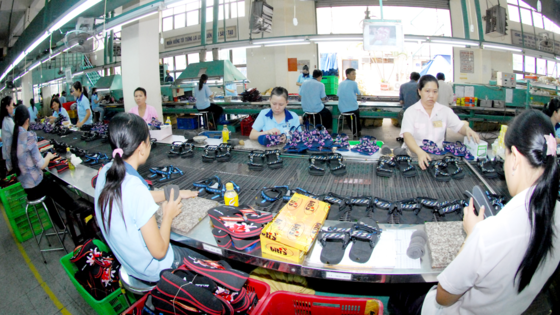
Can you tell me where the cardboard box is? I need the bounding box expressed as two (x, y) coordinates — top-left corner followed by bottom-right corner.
(265, 193), (329, 252)
(260, 222), (305, 263)
(149, 125), (172, 141)
(464, 137), (488, 158)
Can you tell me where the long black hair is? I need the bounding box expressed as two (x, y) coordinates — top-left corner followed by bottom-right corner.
(73, 81), (89, 99)
(543, 99), (560, 118)
(198, 74), (208, 91)
(30, 98), (35, 111)
(0, 96), (13, 128)
(504, 110), (559, 293)
(10, 106), (31, 176)
(97, 113), (150, 233)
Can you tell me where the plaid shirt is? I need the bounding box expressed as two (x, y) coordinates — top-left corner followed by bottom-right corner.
(15, 127), (45, 189)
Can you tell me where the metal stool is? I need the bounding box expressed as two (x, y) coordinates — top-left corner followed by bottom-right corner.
(119, 265), (156, 295)
(337, 112), (357, 139)
(304, 111), (323, 127)
(193, 112), (216, 131)
(25, 196), (68, 264)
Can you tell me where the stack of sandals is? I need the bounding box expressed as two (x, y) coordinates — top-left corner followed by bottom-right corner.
(350, 136), (380, 156)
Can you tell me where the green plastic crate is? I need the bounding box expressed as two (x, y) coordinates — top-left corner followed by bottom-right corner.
(60, 239), (136, 315)
(0, 180), (27, 217)
(8, 204), (53, 243)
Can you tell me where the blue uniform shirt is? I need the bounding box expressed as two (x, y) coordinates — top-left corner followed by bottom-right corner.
(225, 83), (237, 96)
(53, 108), (70, 121)
(300, 79), (326, 113)
(27, 106), (38, 122)
(194, 84), (212, 110)
(91, 94), (99, 110)
(555, 123), (560, 139)
(252, 109), (300, 136)
(59, 95), (66, 105)
(296, 73), (312, 93)
(76, 94), (93, 124)
(337, 80), (360, 113)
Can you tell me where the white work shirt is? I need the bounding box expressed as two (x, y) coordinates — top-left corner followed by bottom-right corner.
(400, 101), (463, 148)
(94, 162), (174, 282)
(422, 187), (560, 315)
(437, 80), (454, 106)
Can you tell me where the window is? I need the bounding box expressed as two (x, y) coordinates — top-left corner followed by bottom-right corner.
(513, 54), (524, 71)
(547, 61), (559, 77)
(188, 53), (200, 64)
(532, 12), (543, 29)
(162, 0), (245, 31)
(164, 57), (174, 71)
(175, 56), (187, 70)
(508, 5), (520, 22)
(114, 67), (121, 75)
(536, 58), (546, 75)
(525, 56), (535, 73)
(508, 0), (560, 33)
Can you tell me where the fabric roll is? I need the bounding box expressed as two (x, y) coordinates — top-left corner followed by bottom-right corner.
(411, 230), (428, 243)
(407, 231), (427, 259)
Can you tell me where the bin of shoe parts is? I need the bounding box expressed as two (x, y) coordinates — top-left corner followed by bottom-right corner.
(257, 291), (384, 315)
(0, 179), (53, 242)
(177, 116), (199, 130)
(123, 278), (271, 315)
(60, 239), (136, 315)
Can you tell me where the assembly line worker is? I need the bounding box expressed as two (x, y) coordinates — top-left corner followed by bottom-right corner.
(400, 75), (479, 170)
(48, 98), (70, 124)
(194, 74), (224, 130)
(225, 82), (237, 96)
(129, 87), (159, 124)
(300, 70), (333, 129)
(397, 110), (560, 315)
(9, 105), (78, 229)
(337, 67), (361, 138)
(542, 98), (560, 141)
(296, 65), (312, 94)
(250, 87), (300, 144)
(59, 91), (67, 105)
(27, 99), (39, 123)
(436, 73), (454, 107)
(91, 88), (105, 123)
(94, 113), (206, 282)
(1, 96), (15, 170)
(72, 81), (92, 127)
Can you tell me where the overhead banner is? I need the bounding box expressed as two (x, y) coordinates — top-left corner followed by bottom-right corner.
(363, 20), (404, 52)
(164, 26), (237, 49)
(511, 30), (558, 54)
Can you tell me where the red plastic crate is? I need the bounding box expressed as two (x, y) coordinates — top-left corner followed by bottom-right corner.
(241, 116), (255, 136)
(123, 278), (271, 315)
(256, 291), (383, 315)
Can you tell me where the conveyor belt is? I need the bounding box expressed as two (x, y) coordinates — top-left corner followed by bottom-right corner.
(37, 131), (509, 222)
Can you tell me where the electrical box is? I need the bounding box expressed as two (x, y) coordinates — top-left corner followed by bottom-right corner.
(250, 0), (273, 34)
(497, 72), (516, 88)
(485, 5), (508, 37)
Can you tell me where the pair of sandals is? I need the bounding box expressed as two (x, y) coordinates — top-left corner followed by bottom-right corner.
(308, 153), (347, 176)
(149, 165), (184, 183)
(254, 186), (294, 211)
(168, 141), (194, 158)
(50, 140), (68, 154)
(193, 176), (240, 200)
(47, 156), (70, 172)
(350, 136), (380, 156)
(53, 126), (72, 136)
(83, 153), (110, 166)
(477, 156), (504, 179)
(81, 131), (101, 142)
(421, 139), (445, 155)
(247, 149), (283, 171)
(429, 156), (465, 182)
(202, 143), (232, 163)
(319, 218), (382, 265)
(393, 148), (418, 178)
(443, 141), (475, 160)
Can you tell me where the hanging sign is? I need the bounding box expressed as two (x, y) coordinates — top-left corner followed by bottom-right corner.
(164, 26), (237, 49)
(363, 20), (403, 52)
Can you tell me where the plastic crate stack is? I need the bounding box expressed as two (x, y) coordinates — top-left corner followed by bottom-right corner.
(0, 177), (52, 242)
(321, 76), (339, 95)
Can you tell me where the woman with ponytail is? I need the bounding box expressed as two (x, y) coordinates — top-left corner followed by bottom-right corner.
(27, 98), (39, 123)
(193, 74), (223, 130)
(542, 98), (560, 140)
(1, 96), (15, 170)
(416, 110), (560, 314)
(95, 113), (201, 282)
(10, 106), (76, 229)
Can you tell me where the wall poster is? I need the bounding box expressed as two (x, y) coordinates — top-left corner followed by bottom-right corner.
(460, 51), (474, 73)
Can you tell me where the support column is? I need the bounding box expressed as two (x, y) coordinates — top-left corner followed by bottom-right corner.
(120, 1), (162, 118)
(21, 72), (33, 108)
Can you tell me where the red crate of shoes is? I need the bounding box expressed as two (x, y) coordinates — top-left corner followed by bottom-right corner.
(241, 116), (255, 136)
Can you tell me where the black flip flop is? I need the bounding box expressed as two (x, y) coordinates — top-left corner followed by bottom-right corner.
(253, 186), (287, 211)
(327, 153), (347, 176)
(319, 222), (354, 265)
(247, 150), (266, 171)
(265, 149), (283, 169)
(323, 193), (350, 221)
(308, 155), (327, 176)
(477, 158), (498, 179)
(429, 160), (451, 182)
(394, 148), (417, 178)
(349, 218), (381, 263)
(443, 156), (465, 180)
(202, 145), (218, 163)
(216, 143), (232, 162)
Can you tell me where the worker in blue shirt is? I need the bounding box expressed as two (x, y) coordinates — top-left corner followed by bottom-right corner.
(225, 82), (237, 96)
(27, 98), (39, 123)
(296, 65), (312, 94)
(250, 87), (300, 143)
(72, 81), (92, 127)
(300, 70), (333, 129)
(165, 70), (174, 82)
(59, 91), (67, 105)
(337, 68), (361, 138)
(91, 88), (105, 123)
(399, 72), (421, 111)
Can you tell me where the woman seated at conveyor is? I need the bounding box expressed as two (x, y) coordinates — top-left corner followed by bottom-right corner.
(94, 113), (206, 282)
(400, 74), (480, 170)
(48, 98), (70, 123)
(391, 110), (560, 315)
(249, 87), (300, 144)
(542, 98), (560, 141)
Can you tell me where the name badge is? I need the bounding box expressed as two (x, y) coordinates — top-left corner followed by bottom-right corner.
(433, 120), (443, 128)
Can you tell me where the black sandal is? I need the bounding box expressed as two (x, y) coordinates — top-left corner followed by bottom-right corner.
(323, 193), (351, 221)
(202, 145), (218, 163)
(443, 156), (464, 180)
(394, 149), (417, 177)
(327, 153), (347, 176)
(477, 158), (497, 179)
(254, 186), (288, 210)
(265, 149), (283, 169)
(348, 197), (373, 221)
(248, 150), (266, 171)
(371, 197), (393, 223)
(168, 141), (188, 158)
(394, 198), (423, 224)
(216, 143), (232, 162)
(429, 160), (451, 182)
(308, 154), (328, 176)
(376, 156), (395, 178)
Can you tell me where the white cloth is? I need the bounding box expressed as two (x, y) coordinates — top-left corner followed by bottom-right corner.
(422, 187), (560, 315)
(94, 163), (174, 282)
(400, 101), (464, 148)
(437, 80), (454, 106)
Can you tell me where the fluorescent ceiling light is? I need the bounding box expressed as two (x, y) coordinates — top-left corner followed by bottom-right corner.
(556, 57), (560, 61)
(314, 41), (361, 45)
(96, 88), (110, 92)
(26, 32), (50, 54)
(431, 39), (479, 46)
(13, 52), (26, 67)
(309, 36), (362, 41)
(221, 45), (259, 50)
(29, 63), (40, 71)
(105, 10), (158, 33)
(166, 0), (191, 8)
(49, 0), (102, 33)
(482, 44), (522, 52)
(73, 71), (84, 77)
(430, 43), (466, 48)
(254, 38), (304, 45)
(46, 52), (62, 61)
(264, 42), (310, 47)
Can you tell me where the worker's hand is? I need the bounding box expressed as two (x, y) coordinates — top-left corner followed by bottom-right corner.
(466, 127), (480, 144)
(463, 198), (484, 237)
(76, 121), (83, 128)
(45, 152), (55, 161)
(180, 190), (198, 199)
(267, 128), (282, 135)
(417, 150), (432, 170)
(162, 188), (182, 220)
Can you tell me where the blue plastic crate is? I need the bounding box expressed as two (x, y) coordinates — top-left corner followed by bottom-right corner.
(177, 117), (199, 130)
(199, 131), (223, 139)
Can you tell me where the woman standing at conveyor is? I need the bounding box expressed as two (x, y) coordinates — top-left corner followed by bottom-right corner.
(72, 81), (92, 127)
(296, 65), (312, 94)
